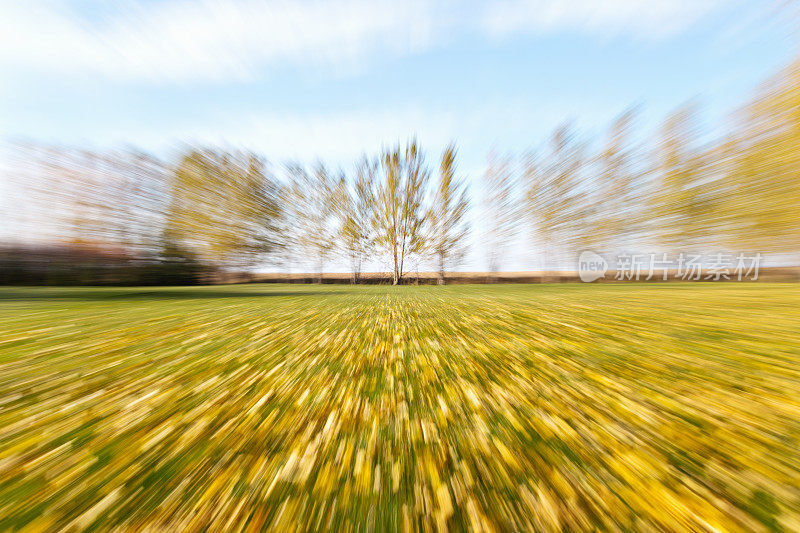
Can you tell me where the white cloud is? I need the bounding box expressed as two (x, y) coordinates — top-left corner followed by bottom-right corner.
(0, 0), (734, 84)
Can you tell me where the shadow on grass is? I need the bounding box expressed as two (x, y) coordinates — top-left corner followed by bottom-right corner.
(0, 287), (341, 302)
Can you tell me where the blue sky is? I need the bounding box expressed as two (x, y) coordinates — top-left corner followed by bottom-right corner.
(1, 0), (797, 270)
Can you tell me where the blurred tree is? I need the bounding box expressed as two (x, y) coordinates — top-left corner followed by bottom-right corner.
(651, 104), (713, 251)
(275, 169), (303, 276)
(723, 59), (800, 254)
(8, 142), (169, 258)
(286, 162), (338, 282)
(483, 150), (518, 274)
(428, 143), (469, 283)
(374, 139), (429, 285)
(166, 148), (281, 270)
(336, 156), (377, 283)
(591, 108), (643, 254)
(525, 123), (586, 270)
(107, 149), (169, 258)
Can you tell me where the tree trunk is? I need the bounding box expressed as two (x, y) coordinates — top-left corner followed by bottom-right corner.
(398, 242), (405, 285)
(351, 255), (359, 284)
(392, 248), (399, 285)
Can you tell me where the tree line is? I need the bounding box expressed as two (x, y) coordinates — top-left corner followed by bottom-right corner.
(2, 57), (799, 284)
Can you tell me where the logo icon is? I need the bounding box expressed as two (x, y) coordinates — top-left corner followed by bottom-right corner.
(578, 251), (607, 282)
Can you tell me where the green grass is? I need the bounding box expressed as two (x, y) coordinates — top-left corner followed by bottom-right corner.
(1, 283), (799, 531)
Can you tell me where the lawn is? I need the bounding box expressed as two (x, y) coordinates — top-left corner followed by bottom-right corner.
(0, 283), (798, 531)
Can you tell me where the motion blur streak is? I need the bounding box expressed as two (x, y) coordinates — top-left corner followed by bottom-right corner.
(1, 284), (799, 530)
(3, 58), (800, 279)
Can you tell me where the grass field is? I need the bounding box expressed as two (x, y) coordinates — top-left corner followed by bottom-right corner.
(1, 283), (799, 531)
